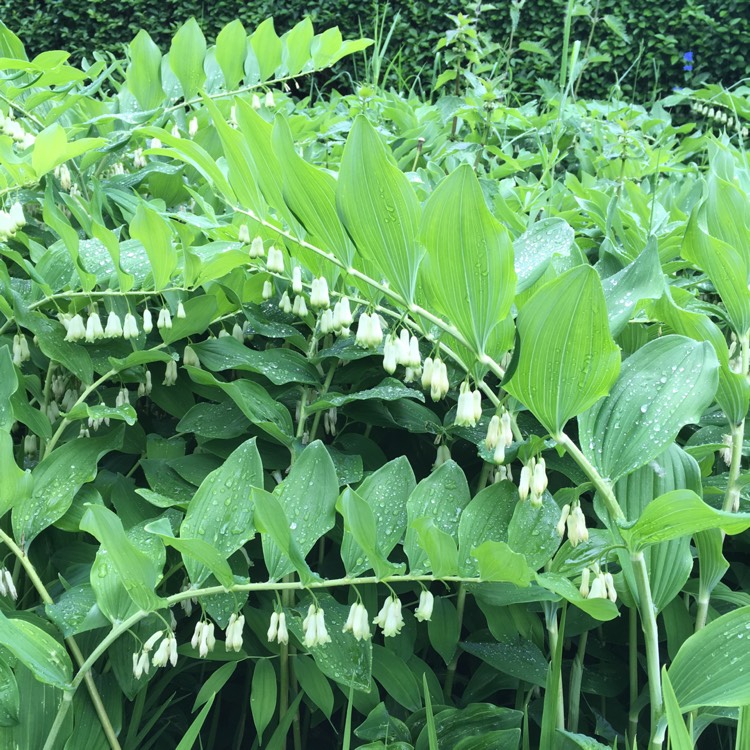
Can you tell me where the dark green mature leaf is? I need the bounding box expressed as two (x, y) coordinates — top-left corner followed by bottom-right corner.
(0, 659), (18, 726)
(505, 265), (620, 436)
(579, 335), (719, 482)
(264, 441), (338, 579)
(308, 378), (424, 413)
(621, 491), (750, 550)
(669, 606), (750, 711)
(251, 660), (277, 744)
(420, 165), (515, 356)
(460, 640), (547, 687)
(180, 438), (262, 585)
(662, 669), (693, 750)
(371, 645), (421, 712)
(14, 427), (124, 548)
(337, 116), (422, 302)
(0, 613), (72, 689)
(405, 461), (470, 574)
(507, 492), (561, 571)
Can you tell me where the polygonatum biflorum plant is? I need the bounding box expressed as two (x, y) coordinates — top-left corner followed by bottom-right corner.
(1, 11), (750, 750)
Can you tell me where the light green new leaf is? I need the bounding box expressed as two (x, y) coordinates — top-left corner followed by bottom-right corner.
(169, 17), (206, 99)
(80, 505), (163, 612)
(420, 164), (515, 356)
(537, 572), (619, 620)
(669, 606), (750, 711)
(251, 660), (277, 744)
(505, 265), (620, 436)
(0, 432), (24, 521)
(580, 335), (719, 482)
(662, 668), (693, 750)
(471, 541), (532, 586)
(180, 438), (262, 585)
(125, 30), (164, 109)
(0, 613), (72, 690)
(514, 217), (574, 293)
(215, 20), (246, 90)
(252, 487), (318, 585)
(337, 116), (422, 302)
(13, 427), (124, 549)
(622, 490), (750, 551)
(404, 461), (470, 574)
(0, 347), (18, 432)
(251, 18), (282, 80)
(129, 202), (176, 290)
(412, 518), (459, 577)
(339, 488), (404, 579)
(282, 18), (314, 76)
(601, 240), (664, 336)
(263, 441), (338, 579)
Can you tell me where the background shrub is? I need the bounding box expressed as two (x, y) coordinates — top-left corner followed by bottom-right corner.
(0, 0), (748, 98)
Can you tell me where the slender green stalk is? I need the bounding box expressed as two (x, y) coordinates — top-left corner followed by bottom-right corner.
(722, 419), (745, 514)
(559, 0), (576, 89)
(443, 584), (466, 699)
(309, 362), (337, 442)
(43, 692), (74, 750)
(568, 630), (588, 733)
(628, 607), (639, 745)
(545, 605), (565, 731)
(631, 551), (664, 749)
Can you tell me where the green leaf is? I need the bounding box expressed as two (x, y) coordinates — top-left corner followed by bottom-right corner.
(337, 116), (422, 302)
(412, 518), (459, 577)
(13, 427), (124, 549)
(0, 346), (18, 431)
(428, 597), (460, 666)
(579, 335), (719, 482)
(372, 645), (421, 712)
(536, 572), (619, 621)
(175, 696), (215, 750)
(668, 606), (750, 710)
(126, 30), (164, 109)
(458, 482), (516, 577)
(215, 20), (247, 90)
(308, 378), (424, 412)
(514, 219), (574, 293)
(621, 491), (750, 551)
(193, 662), (238, 710)
(180, 438), (262, 586)
(471, 541), (532, 586)
(404, 461), (470, 574)
(169, 18), (206, 99)
(0, 659), (19, 726)
(129, 202), (176, 290)
(662, 668), (693, 750)
(459, 641), (547, 687)
(191, 337), (320, 385)
(80, 505), (163, 612)
(251, 660), (277, 744)
(294, 655), (334, 718)
(505, 265), (620, 436)
(282, 18), (314, 76)
(0, 432), (25, 520)
(251, 18), (282, 80)
(339, 488), (404, 579)
(253, 487), (318, 584)
(420, 165), (515, 356)
(0, 612), (72, 689)
(263, 441), (338, 579)
(507, 492), (561, 571)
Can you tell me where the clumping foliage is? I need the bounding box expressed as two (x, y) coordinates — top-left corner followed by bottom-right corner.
(0, 9), (749, 750)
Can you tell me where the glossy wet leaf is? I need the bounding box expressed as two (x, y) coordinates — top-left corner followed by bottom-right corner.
(514, 218), (575, 293)
(251, 660), (277, 744)
(579, 335), (719, 482)
(507, 492), (561, 571)
(505, 265), (620, 436)
(471, 541), (532, 586)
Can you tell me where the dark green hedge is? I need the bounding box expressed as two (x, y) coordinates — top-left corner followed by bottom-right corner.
(1, 0), (748, 98)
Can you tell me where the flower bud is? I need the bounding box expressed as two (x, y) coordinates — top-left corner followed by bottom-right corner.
(250, 235), (265, 258)
(518, 465), (531, 501)
(262, 280), (274, 300)
(142, 308), (153, 333)
(415, 590), (434, 622)
(238, 224), (251, 245)
(104, 311), (123, 338)
(292, 266), (303, 294)
(188, 116), (199, 137)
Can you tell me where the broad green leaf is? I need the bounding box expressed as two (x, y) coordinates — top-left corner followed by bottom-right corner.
(126, 30), (164, 109)
(180, 438), (262, 586)
(253, 487), (318, 584)
(145, 517), (235, 588)
(263, 441), (338, 579)
(459, 641), (547, 687)
(64, 402), (137, 426)
(169, 18), (206, 99)
(191, 337), (320, 385)
(282, 18), (314, 76)
(0, 612), (72, 689)
(45, 584), (109, 638)
(536, 572), (619, 621)
(662, 668), (693, 750)
(340, 457), (415, 576)
(250, 18), (282, 80)
(80, 505), (163, 612)
(129, 202), (176, 290)
(0, 432), (24, 520)
(404, 461), (470, 574)
(308, 378), (424, 413)
(286, 594), (371, 691)
(415, 703), (522, 749)
(621, 490), (750, 550)
(294, 655), (334, 718)
(215, 20), (246, 90)
(458, 482), (516, 577)
(420, 164), (515, 356)
(601, 240), (664, 336)
(412, 518), (459, 577)
(505, 265), (620, 436)
(251, 660), (277, 743)
(0, 346), (18, 431)
(339, 488), (404, 579)
(372, 645), (421, 712)
(579, 335), (719, 482)
(615, 444), (699, 612)
(669, 606), (750, 710)
(0, 659), (18, 726)
(507, 491), (561, 571)
(555, 731), (612, 749)
(514, 218), (574, 293)
(13, 427), (124, 548)
(428, 597), (460, 666)
(337, 116), (422, 302)
(471, 541), (532, 586)
(31, 124), (105, 177)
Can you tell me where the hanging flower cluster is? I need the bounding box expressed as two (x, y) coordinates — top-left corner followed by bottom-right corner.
(421, 357), (450, 400)
(557, 501), (589, 546)
(342, 602), (371, 641)
(0, 110), (35, 149)
(454, 381), (482, 427)
(267, 611), (289, 644)
(579, 565), (617, 602)
(484, 410), (514, 464)
(302, 605), (332, 647)
(518, 456), (548, 507)
(0, 201), (26, 241)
